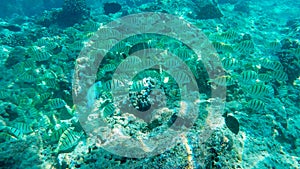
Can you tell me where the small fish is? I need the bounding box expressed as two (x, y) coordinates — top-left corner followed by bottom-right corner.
(103, 79), (125, 92)
(266, 40), (281, 51)
(222, 57), (239, 70)
(210, 75), (235, 86)
(224, 113), (239, 135)
(271, 70), (288, 81)
(6, 126), (23, 139)
(55, 127), (83, 153)
(247, 84), (269, 98)
(49, 127), (67, 143)
(83, 21), (100, 31)
(258, 73), (271, 82)
(233, 40), (254, 53)
(212, 42), (233, 53)
(220, 29), (240, 41)
(28, 46), (51, 61)
(139, 58), (156, 70)
(130, 80), (146, 92)
(44, 78), (57, 89)
(247, 99), (265, 111)
(240, 70), (258, 84)
(18, 72), (36, 83)
(102, 64), (116, 73)
(175, 48), (192, 61)
(126, 55), (142, 65)
(23, 58), (36, 68)
(39, 115), (52, 130)
(163, 57), (181, 69)
(171, 70), (190, 84)
(260, 59), (283, 71)
(14, 122), (33, 134)
(265, 85), (274, 97)
(47, 98), (66, 109)
(102, 103), (115, 118)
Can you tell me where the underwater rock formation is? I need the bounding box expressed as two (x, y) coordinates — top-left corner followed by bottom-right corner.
(36, 0), (90, 27)
(195, 4), (223, 19)
(190, 0), (223, 19)
(234, 1), (250, 14)
(103, 2), (122, 15)
(217, 0), (238, 4)
(58, 0), (90, 26)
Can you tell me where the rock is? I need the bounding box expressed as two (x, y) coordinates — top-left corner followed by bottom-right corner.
(234, 1), (250, 13)
(218, 0), (239, 4)
(103, 2), (122, 15)
(195, 4), (223, 19)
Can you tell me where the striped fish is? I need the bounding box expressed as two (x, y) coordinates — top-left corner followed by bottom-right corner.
(23, 58), (36, 68)
(39, 115), (52, 130)
(27, 107), (41, 119)
(139, 59), (156, 70)
(55, 127), (83, 153)
(258, 73), (272, 82)
(39, 92), (52, 102)
(18, 72), (36, 83)
(28, 46), (51, 61)
(6, 126), (23, 139)
(239, 70), (258, 84)
(260, 59), (283, 71)
(163, 57), (181, 69)
(222, 57), (239, 70)
(71, 41), (84, 51)
(265, 85), (274, 97)
(220, 30), (239, 41)
(266, 40), (281, 51)
(210, 75), (235, 86)
(271, 70), (288, 81)
(247, 99), (265, 111)
(233, 40), (254, 53)
(102, 103), (115, 118)
(130, 80), (146, 92)
(49, 126), (68, 143)
(277, 85), (288, 97)
(47, 98), (66, 109)
(103, 79), (125, 91)
(175, 48), (191, 61)
(13, 122), (33, 134)
(209, 33), (223, 42)
(247, 84), (269, 98)
(102, 64), (116, 73)
(83, 21), (100, 31)
(12, 62), (25, 75)
(37, 38), (58, 51)
(125, 55), (142, 66)
(143, 70), (161, 81)
(212, 42), (233, 53)
(171, 71), (190, 84)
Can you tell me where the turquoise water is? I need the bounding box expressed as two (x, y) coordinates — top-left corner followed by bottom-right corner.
(0, 0), (300, 168)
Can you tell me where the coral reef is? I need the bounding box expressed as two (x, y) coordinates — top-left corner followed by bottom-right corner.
(58, 0), (90, 26)
(103, 2), (122, 15)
